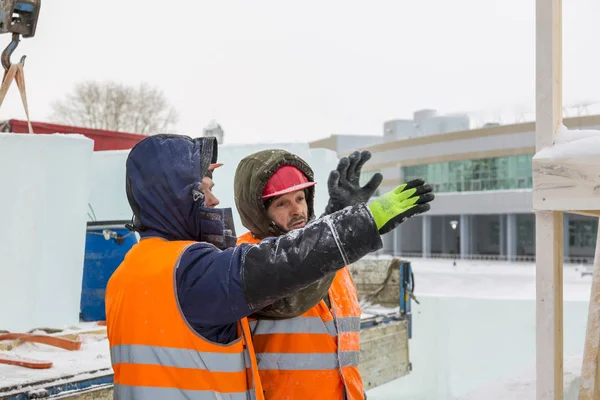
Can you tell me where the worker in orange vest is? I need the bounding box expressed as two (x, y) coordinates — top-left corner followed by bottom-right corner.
(233, 149), (433, 399)
(106, 135), (433, 400)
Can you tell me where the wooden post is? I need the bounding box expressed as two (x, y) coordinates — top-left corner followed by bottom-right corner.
(578, 230), (600, 399)
(535, 0), (563, 399)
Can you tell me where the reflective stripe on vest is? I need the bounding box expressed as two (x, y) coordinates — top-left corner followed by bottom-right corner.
(238, 230), (365, 400)
(111, 344), (252, 372)
(106, 238), (263, 400)
(256, 351), (359, 370)
(113, 384), (256, 400)
(337, 316), (361, 333)
(249, 316), (360, 337)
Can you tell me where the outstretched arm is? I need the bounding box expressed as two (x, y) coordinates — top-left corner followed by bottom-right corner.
(178, 179), (434, 337)
(176, 204), (381, 328)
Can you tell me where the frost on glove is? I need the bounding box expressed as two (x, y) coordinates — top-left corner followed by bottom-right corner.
(324, 150), (383, 215)
(368, 179), (435, 235)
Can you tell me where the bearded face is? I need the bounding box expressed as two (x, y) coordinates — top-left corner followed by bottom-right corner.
(265, 189), (309, 232)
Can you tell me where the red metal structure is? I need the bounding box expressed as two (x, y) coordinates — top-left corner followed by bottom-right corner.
(0, 119), (148, 151)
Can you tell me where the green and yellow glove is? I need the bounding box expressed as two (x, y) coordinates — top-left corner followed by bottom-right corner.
(368, 179), (434, 235)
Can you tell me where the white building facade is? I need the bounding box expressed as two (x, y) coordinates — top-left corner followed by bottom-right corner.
(310, 113), (600, 263)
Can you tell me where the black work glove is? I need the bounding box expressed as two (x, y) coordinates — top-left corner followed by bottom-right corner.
(324, 150), (383, 215)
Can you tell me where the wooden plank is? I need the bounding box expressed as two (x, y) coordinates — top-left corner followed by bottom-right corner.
(353, 284), (401, 307)
(54, 327), (107, 341)
(536, 212), (564, 399)
(349, 260), (401, 285)
(349, 259), (402, 307)
(0, 327), (106, 351)
(53, 385), (113, 400)
(359, 320), (410, 389)
(578, 227), (600, 399)
(532, 141), (600, 211)
(535, 0), (562, 150)
(535, 0), (563, 399)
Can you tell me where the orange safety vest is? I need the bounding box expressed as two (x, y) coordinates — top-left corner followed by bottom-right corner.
(105, 237), (264, 400)
(237, 232), (365, 400)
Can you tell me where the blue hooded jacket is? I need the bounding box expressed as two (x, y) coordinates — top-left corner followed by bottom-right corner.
(124, 134), (383, 344)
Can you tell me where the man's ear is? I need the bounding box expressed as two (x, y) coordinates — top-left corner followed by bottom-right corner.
(205, 163), (223, 179)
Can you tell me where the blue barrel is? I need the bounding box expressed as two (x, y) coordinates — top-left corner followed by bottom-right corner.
(80, 220), (138, 321)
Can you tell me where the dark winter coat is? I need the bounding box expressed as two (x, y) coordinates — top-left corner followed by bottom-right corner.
(125, 134), (383, 344)
(234, 149), (337, 318)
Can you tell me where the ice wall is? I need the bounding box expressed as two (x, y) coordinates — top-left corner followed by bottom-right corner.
(459, 353), (583, 400)
(367, 296), (589, 400)
(87, 150), (131, 222)
(0, 133), (94, 332)
(366, 260), (592, 400)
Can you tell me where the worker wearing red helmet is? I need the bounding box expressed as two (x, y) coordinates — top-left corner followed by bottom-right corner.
(234, 149), (433, 399)
(261, 165), (318, 230)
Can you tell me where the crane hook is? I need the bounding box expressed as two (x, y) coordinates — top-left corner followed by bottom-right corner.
(1, 32), (25, 74)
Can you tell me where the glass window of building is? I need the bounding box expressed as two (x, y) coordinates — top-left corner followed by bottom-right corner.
(402, 154), (534, 193)
(569, 219), (598, 247)
(489, 220), (500, 246)
(517, 219), (535, 247)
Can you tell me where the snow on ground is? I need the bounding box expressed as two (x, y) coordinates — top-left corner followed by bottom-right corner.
(361, 304), (400, 319)
(364, 256), (593, 301)
(0, 325), (111, 391)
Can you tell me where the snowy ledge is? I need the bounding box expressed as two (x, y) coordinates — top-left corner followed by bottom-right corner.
(533, 124), (600, 215)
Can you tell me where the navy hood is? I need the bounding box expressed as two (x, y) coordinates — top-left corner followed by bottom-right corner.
(125, 134), (226, 242)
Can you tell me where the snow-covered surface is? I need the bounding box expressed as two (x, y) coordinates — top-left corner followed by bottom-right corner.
(0, 133), (94, 332)
(534, 124), (600, 160)
(363, 256), (592, 301)
(0, 338), (111, 393)
(0, 324), (110, 393)
(555, 123), (600, 144)
(365, 258), (592, 400)
(361, 304), (400, 319)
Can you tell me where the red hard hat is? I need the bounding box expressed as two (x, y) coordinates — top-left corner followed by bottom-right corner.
(262, 165), (317, 199)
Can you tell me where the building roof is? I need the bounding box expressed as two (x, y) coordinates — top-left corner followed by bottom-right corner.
(0, 119), (148, 151)
(359, 114), (600, 156)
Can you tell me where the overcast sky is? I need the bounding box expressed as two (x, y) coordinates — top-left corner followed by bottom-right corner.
(0, 0), (597, 144)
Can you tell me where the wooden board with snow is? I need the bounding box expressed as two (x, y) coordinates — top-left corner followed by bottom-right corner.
(533, 125), (600, 214)
(0, 324), (111, 398)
